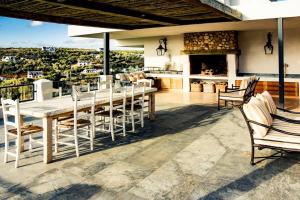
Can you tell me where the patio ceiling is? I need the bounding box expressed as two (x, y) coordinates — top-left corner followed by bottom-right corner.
(0, 0), (242, 30)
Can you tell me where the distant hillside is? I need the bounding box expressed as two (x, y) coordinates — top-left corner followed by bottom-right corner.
(0, 48), (144, 85)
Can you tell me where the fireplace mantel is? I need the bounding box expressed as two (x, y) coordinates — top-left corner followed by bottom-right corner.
(181, 49), (241, 55)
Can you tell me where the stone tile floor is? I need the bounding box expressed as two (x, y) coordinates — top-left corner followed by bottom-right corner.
(0, 92), (300, 200)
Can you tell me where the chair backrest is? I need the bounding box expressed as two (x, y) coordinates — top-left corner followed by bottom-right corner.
(1, 98), (21, 136)
(242, 77), (260, 103)
(250, 77), (260, 96)
(109, 82), (127, 117)
(97, 80), (111, 91)
(129, 84), (145, 111)
(72, 86), (96, 128)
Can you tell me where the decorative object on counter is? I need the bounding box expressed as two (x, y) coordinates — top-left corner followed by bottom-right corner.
(190, 82), (203, 92)
(215, 82), (228, 94)
(284, 63), (289, 78)
(156, 38), (167, 56)
(203, 82), (215, 93)
(164, 62), (172, 71)
(115, 71), (155, 86)
(201, 69), (214, 76)
(264, 32), (273, 54)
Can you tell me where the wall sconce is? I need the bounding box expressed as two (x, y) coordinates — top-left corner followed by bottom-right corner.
(156, 38), (167, 56)
(264, 32), (273, 54)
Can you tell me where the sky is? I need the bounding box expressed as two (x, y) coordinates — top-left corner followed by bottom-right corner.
(0, 17), (110, 49)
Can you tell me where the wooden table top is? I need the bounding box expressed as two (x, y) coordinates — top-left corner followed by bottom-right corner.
(17, 87), (157, 118)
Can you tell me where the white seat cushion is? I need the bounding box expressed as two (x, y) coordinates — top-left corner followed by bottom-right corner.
(243, 97), (273, 137)
(254, 119), (300, 150)
(256, 91), (277, 114)
(219, 91), (243, 101)
(137, 79), (154, 86)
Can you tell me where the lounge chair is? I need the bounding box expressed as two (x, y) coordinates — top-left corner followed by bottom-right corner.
(240, 95), (300, 165)
(218, 76), (259, 110)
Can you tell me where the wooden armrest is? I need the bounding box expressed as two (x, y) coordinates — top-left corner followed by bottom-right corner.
(248, 120), (300, 136)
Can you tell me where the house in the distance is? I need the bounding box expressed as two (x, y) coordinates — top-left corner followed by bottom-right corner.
(77, 60), (91, 67)
(42, 47), (56, 53)
(1, 56), (17, 63)
(27, 71), (43, 79)
(80, 69), (102, 75)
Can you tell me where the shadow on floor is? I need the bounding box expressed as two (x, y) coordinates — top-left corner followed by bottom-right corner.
(198, 157), (298, 200)
(52, 104), (228, 162)
(0, 174), (101, 200)
(0, 104), (228, 165)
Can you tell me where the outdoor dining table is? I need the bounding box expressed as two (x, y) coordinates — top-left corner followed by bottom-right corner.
(16, 87), (157, 164)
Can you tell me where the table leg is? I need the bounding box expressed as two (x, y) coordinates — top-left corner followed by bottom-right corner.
(148, 93), (156, 121)
(43, 117), (53, 164)
(20, 115), (25, 152)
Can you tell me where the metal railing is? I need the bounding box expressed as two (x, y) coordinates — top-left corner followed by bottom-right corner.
(0, 84), (35, 104)
(52, 77), (100, 97)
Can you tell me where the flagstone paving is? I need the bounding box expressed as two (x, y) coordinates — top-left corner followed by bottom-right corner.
(0, 92), (299, 200)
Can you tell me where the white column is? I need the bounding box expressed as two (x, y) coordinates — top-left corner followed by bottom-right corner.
(34, 79), (54, 102)
(182, 55), (191, 92)
(227, 54), (238, 87)
(99, 75), (113, 89)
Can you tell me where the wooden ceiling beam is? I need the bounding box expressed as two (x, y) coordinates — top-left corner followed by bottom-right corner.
(0, 7), (145, 29)
(41, 0), (181, 26)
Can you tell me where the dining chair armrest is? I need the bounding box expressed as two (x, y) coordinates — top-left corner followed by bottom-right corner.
(220, 88), (245, 94)
(277, 107), (300, 114)
(271, 114), (300, 124)
(248, 120), (300, 136)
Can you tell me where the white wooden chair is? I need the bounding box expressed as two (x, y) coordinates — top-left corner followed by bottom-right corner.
(126, 84), (145, 132)
(136, 81), (151, 118)
(54, 86), (95, 157)
(95, 82), (126, 141)
(1, 98), (43, 168)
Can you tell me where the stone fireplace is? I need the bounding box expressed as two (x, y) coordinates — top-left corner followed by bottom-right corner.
(183, 31), (239, 78)
(189, 55), (227, 75)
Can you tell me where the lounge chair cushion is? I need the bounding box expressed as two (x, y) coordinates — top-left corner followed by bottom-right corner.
(118, 73), (128, 81)
(219, 91), (243, 101)
(254, 119), (300, 150)
(256, 91), (277, 114)
(243, 97), (273, 137)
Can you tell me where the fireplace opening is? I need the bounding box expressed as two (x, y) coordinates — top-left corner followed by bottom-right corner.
(189, 55), (227, 76)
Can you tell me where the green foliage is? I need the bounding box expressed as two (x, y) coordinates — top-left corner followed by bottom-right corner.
(0, 48), (144, 86)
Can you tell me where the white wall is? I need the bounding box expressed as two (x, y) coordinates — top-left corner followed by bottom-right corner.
(144, 35), (189, 72)
(239, 28), (300, 74)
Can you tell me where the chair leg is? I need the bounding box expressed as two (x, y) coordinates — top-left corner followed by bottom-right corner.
(122, 114), (126, 137)
(15, 137), (21, 168)
(250, 145), (255, 165)
(141, 110), (144, 128)
(74, 130), (79, 157)
(4, 133), (8, 163)
(131, 113), (135, 133)
(29, 134), (33, 152)
(89, 126), (94, 151)
(110, 120), (115, 141)
(54, 119), (59, 153)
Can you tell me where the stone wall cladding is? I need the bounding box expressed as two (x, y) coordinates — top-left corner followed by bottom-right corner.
(184, 31), (238, 52)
